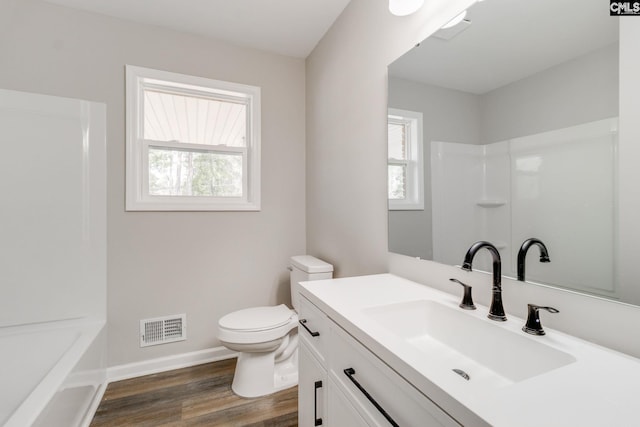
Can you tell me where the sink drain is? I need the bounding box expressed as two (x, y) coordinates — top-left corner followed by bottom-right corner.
(452, 368), (470, 381)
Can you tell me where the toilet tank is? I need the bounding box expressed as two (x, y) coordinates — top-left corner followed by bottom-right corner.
(289, 255), (333, 311)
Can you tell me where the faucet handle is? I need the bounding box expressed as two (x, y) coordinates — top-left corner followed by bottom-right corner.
(522, 304), (559, 335)
(449, 278), (476, 310)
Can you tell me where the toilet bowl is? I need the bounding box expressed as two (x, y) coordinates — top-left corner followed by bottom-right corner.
(217, 255), (333, 398)
(218, 305), (299, 397)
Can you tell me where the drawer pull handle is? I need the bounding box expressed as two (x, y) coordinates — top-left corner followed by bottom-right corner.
(344, 368), (400, 427)
(299, 319), (320, 337)
(314, 380), (323, 426)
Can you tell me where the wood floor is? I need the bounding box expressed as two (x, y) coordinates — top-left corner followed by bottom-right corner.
(90, 358), (298, 427)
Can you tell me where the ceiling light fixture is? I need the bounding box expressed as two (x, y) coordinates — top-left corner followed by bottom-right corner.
(441, 10), (468, 29)
(389, 0), (425, 16)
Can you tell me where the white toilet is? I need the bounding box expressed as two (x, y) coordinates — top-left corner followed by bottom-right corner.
(217, 255), (333, 398)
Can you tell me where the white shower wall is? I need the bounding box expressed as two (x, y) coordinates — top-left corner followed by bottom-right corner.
(0, 89), (106, 327)
(432, 118), (617, 297)
(431, 141), (485, 265)
(431, 140), (511, 273)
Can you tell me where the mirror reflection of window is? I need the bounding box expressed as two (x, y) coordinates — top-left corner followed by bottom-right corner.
(387, 119), (408, 200)
(387, 108), (424, 210)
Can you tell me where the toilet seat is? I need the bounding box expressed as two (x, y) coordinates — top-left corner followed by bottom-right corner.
(219, 304), (293, 331)
(218, 304), (298, 344)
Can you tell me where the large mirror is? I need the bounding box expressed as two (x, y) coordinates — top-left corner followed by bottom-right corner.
(387, 0), (627, 301)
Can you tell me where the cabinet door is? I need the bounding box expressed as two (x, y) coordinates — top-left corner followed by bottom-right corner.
(328, 378), (370, 427)
(299, 342), (327, 427)
(329, 323), (459, 427)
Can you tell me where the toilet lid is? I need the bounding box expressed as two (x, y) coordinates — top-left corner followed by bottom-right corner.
(219, 304), (294, 332)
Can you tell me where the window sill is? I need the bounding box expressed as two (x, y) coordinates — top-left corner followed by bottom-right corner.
(125, 198), (261, 212)
(389, 202), (424, 211)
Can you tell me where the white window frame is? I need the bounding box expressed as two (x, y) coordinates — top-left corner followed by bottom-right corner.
(125, 65), (261, 211)
(388, 108), (424, 210)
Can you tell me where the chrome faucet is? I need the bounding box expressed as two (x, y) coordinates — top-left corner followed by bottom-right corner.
(517, 238), (550, 281)
(461, 241), (506, 321)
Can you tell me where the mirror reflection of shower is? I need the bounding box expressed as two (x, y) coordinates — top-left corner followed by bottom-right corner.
(431, 119), (616, 297)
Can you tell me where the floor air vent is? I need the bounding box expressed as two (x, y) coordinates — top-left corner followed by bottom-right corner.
(140, 314), (187, 347)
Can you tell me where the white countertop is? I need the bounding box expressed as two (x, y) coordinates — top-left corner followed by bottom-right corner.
(299, 273), (640, 427)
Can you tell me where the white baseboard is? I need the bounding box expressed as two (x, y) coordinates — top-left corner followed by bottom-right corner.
(106, 346), (237, 383)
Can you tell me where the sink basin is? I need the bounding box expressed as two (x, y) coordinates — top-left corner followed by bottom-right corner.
(363, 300), (576, 387)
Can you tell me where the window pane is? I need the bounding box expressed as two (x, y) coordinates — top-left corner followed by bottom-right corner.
(148, 147), (243, 197)
(388, 164), (406, 200)
(143, 89), (246, 147)
(388, 122), (406, 160)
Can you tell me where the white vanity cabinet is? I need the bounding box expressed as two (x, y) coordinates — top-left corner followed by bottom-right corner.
(298, 294), (459, 427)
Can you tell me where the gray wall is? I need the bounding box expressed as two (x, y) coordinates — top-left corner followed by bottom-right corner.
(481, 43), (619, 143)
(0, 0), (306, 366)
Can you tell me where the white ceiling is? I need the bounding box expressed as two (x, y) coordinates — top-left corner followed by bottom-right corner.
(42, 0), (352, 58)
(389, 0), (619, 94)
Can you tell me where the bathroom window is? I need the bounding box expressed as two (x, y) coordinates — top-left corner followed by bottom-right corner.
(125, 65), (261, 211)
(388, 108), (424, 210)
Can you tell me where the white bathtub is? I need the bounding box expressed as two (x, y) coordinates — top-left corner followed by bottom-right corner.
(0, 319), (107, 427)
